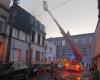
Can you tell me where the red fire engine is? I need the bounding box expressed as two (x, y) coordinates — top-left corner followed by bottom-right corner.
(43, 1), (83, 80)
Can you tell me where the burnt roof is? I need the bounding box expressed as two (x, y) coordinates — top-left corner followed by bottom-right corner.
(10, 4), (46, 34)
(10, 4), (35, 34)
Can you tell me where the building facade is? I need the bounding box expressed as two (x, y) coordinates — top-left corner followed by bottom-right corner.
(91, 0), (100, 72)
(0, 0), (10, 8)
(10, 4), (46, 64)
(10, 4), (31, 64)
(0, 0), (10, 63)
(91, 20), (100, 72)
(47, 33), (94, 67)
(30, 21), (46, 64)
(45, 40), (56, 64)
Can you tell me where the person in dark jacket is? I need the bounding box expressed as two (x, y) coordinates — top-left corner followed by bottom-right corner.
(90, 65), (99, 80)
(50, 62), (54, 76)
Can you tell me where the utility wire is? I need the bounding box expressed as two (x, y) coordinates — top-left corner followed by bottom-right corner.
(51, 0), (72, 10)
(34, 0), (65, 13)
(35, 0), (72, 17)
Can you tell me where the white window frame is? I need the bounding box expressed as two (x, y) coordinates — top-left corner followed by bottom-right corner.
(12, 28), (19, 38)
(62, 40), (65, 46)
(89, 38), (93, 43)
(82, 38), (86, 44)
(56, 41), (60, 46)
(26, 34), (30, 42)
(19, 31), (26, 41)
(74, 39), (79, 43)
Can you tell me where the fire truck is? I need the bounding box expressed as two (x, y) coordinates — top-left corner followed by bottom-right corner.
(43, 1), (83, 80)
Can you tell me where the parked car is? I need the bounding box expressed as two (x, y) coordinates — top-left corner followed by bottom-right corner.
(28, 63), (47, 77)
(0, 62), (29, 80)
(28, 64), (40, 78)
(56, 64), (64, 69)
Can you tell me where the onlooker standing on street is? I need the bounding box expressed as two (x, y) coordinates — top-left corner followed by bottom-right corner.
(90, 65), (99, 80)
(50, 62), (54, 76)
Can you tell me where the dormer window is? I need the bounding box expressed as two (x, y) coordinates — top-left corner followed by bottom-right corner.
(35, 21), (37, 27)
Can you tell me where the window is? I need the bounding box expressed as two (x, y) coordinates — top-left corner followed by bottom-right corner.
(32, 30), (35, 43)
(38, 33), (41, 45)
(26, 35), (30, 42)
(26, 50), (29, 64)
(82, 48), (87, 54)
(62, 54), (65, 56)
(62, 48), (66, 54)
(42, 52), (44, 61)
(68, 50), (72, 53)
(12, 28), (19, 38)
(82, 38), (86, 44)
(0, 21), (3, 32)
(49, 57), (51, 60)
(62, 40), (65, 46)
(62, 50), (65, 54)
(56, 41), (60, 46)
(50, 48), (52, 53)
(30, 17), (35, 25)
(53, 57), (55, 61)
(35, 21), (37, 27)
(42, 36), (45, 46)
(68, 52), (75, 60)
(0, 42), (3, 63)
(37, 21), (40, 29)
(89, 38), (93, 43)
(35, 51), (40, 62)
(19, 31), (26, 41)
(40, 24), (45, 32)
(13, 48), (21, 62)
(74, 39), (79, 43)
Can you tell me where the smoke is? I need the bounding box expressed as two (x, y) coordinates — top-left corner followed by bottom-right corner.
(28, 0), (43, 19)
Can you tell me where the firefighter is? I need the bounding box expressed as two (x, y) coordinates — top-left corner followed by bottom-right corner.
(50, 62), (56, 79)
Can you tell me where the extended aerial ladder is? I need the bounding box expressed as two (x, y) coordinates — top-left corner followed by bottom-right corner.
(43, 0), (83, 64)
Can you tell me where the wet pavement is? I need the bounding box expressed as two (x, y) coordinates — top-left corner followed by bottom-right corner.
(28, 67), (92, 80)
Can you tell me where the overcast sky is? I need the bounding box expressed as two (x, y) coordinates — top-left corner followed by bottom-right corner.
(18, 0), (98, 38)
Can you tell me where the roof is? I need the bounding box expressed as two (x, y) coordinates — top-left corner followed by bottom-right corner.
(10, 4), (46, 34)
(10, 4), (32, 34)
(47, 33), (95, 40)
